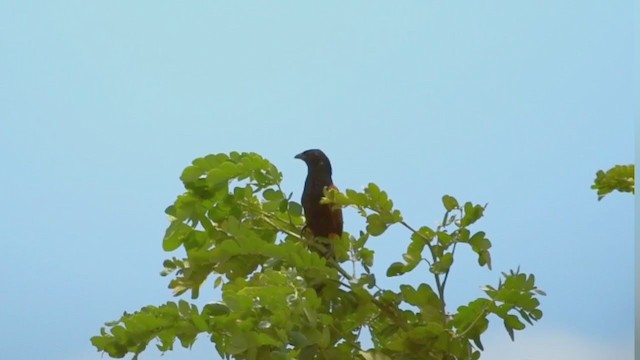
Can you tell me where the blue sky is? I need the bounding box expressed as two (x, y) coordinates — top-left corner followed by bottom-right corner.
(1, 1), (635, 359)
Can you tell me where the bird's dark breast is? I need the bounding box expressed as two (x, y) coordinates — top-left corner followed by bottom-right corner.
(301, 179), (343, 238)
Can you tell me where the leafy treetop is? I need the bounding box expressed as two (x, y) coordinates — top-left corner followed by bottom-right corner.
(91, 151), (544, 360)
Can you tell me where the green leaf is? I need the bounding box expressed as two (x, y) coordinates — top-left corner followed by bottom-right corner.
(227, 332), (249, 355)
(478, 250), (492, 269)
(468, 231), (487, 248)
(379, 290), (401, 304)
(456, 228), (470, 242)
(451, 298), (490, 331)
(503, 315), (525, 340)
(263, 188), (284, 201)
(203, 302), (230, 317)
(358, 273), (377, 289)
(437, 231), (453, 247)
(162, 259), (177, 269)
(366, 182), (381, 199)
(366, 214), (388, 236)
(518, 309), (533, 325)
(163, 221), (192, 251)
(404, 239), (425, 267)
(345, 189), (368, 207)
(206, 161), (240, 187)
(289, 331), (310, 347)
(505, 315), (525, 330)
(390, 209), (403, 223)
(461, 202), (485, 226)
(424, 322), (445, 336)
(178, 300), (191, 316)
(386, 262), (406, 277)
(172, 193), (207, 221)
(191, 313), (208, 332)
(400, 284), (439, 308)
(413, 226), (435, 241)
(442, 195), (459, 211)
(359, 248), (374, 267)
(354, 231), (370, 248)
(192, 153), (229, 170)
(530, 309), (543, 320)
(288, 201), (303, 217)
(534, 289), (547, 296)
(468, 232), (492, 269)
(430, 252), (453, 274)
(180, 166), (206, 183)
(278, 199), (289, 212)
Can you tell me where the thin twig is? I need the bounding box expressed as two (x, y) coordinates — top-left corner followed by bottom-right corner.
(441, 242), (457, 291)
(439, 208), (461, 300)
(260, 213), (301, 239)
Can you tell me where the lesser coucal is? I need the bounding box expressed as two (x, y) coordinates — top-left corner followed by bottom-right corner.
(295, 149), (343, 258)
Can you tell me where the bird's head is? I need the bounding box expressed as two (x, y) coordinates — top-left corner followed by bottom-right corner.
(295, 149), (333, 175)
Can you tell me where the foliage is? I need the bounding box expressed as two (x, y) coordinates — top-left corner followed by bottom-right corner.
(91, 152), (544, 359)
(591, 164), (635, 200)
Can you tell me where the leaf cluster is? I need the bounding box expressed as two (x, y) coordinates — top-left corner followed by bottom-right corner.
(591, 164), (635, 200)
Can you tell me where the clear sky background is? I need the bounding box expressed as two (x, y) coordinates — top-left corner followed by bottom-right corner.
(1, 1), (635, 359)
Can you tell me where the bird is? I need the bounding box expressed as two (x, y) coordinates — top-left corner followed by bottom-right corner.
(295, 149), (343, 259)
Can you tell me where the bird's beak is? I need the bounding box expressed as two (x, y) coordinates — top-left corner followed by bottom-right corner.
(294, 153), (304, 160)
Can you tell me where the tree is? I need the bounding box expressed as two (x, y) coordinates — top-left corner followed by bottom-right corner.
(91, 152), (544, 359)
(591, 164), (635, 200)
